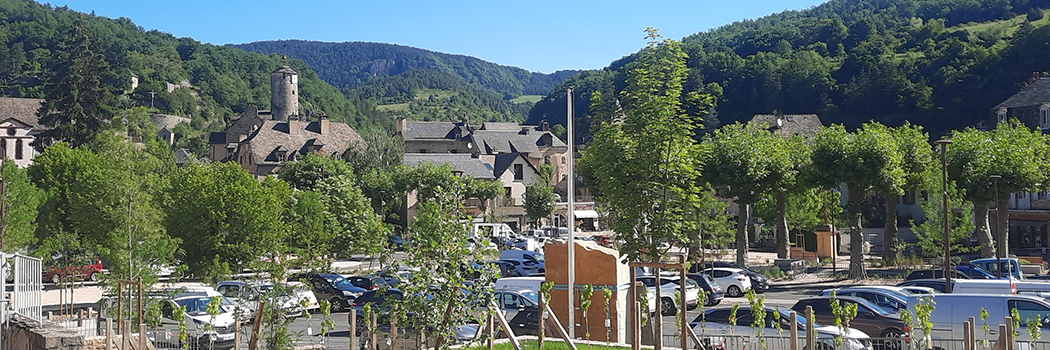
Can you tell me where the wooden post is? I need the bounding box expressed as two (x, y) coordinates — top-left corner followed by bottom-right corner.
(78, 309), (84, 327)
(491, 302), (523, 350)
(998, 324), (1009, 350)
(390, 311), (398, 350)
(122, 321), (131, 350)
(137, 278), (143, 325)
(805, 306), (816, 349)
(539, 293), (546, 349)
(117, 283), (123, 335)
(963, 320), (971, 350)
(432, 300), (455, 350)
(968, 316), (977, 350)
(654, 267), (662, 350)
(633, 300), (641, 350)
(138, 324), (146, 350)
(487, 312), (494, 350)
(370, 311), (377, 350)
(789, 311), (799, 350)
(686, 325), (704, 350)
(678, 257), (688, 350)
(1005, 316), (1014, 350)
(541, 301), (578, 350)
(105, 318), (114, 350)
(349, 309), (356, 350)
(248, 302), (265, 350)
(234, 317), (241, 350)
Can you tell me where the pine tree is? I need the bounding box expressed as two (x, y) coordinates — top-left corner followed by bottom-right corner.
(35, 21), (122, 148)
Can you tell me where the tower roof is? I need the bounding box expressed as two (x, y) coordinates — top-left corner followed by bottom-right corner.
(273, 65), (297, 75)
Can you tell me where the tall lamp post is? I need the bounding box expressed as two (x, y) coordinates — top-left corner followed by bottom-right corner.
(936, 139), (953, 292)
(990, 175), (1002, 279)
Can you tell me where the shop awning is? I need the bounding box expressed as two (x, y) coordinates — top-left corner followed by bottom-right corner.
(574, 209), (600, 219)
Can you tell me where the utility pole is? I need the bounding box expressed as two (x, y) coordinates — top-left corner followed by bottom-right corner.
(936, 139), (952, 292)
(990, 174), (1003, 279)
(566, 87), (576, 338)
(1, 159), (6, 252)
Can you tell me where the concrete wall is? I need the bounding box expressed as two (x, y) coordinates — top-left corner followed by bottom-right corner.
(544, 240), (628, 342)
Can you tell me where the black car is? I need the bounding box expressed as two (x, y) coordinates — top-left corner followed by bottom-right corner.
(288, 272), (367, 312)
(904, 268), (973, 281)
(691, 261), (770, 293)
(347, 276), (389, 291)
(685, 273), (725, 306)
(348, 289), (403, 334)
(897, 278), (953, 293)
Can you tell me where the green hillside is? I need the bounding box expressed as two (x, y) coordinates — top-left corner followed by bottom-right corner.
(0, 0), (384, 155)
(347, 70), (532, 122)
(528, 0), (1050, 139)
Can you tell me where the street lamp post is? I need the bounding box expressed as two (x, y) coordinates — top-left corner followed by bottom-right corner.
(936, 139), (953, 292)
(991, 175), (1002, 279)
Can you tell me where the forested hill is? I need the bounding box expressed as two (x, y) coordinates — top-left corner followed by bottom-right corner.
(0, 0), (381, 156)
(231, 40), (582, 98)
(528, 0), (1050, 139)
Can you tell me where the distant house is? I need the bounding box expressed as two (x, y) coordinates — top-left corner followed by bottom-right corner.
(990, 74), (1050, 130)
(402, 153), (497, 222)
(174, 148), (196, 167)
(0, 97), (44, 168)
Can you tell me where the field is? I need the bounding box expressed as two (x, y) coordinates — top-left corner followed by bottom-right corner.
(510, 95), (544, 104)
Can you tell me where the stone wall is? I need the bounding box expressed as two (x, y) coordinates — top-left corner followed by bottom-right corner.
(3, 315), (85, 350)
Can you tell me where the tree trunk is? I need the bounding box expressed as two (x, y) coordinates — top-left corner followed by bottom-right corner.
(884, 194), (899, 266)
(848, 184), (867, 279)
(997, 196), (1010, 259)
(974, 201), (995, 258)
(775, 192), (790, 259)
(736, 202), (750, 266)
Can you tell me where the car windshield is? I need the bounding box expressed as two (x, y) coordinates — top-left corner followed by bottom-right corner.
(530, 253), (545, 262)
(851, 298), (891, 315)
(324, 275), (353, 289)
(175, 297), (217, 316)
(968, 265), (995, 278)
(520, 291), (539, 304)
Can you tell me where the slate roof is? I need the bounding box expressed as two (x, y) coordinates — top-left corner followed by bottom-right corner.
(174, 148), (195, 164)
(492, 152), (541, 179)
(479, 122), (522, 130)
(273, 66), (297, 75)
(244, 120), (362, 164)
(400, 121), (467, 140)
(0, 97), (44, 128)
(402, 153), (496, 180)
(748, 114), (823, 137)
(995, 78), (1050, 110)
(470, 129), (565, 155)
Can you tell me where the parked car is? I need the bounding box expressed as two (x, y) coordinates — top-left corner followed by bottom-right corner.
(898, 285), (938, 295)
(216, 280), (308, 318)
(495, 289), (541, 335)
(792, 296), (907, 339)
(692, 306), (873, 350)
(498, 259), (541, 277)
(694, 262), (769, 293)
(968, 258), (1024, 279)
(700, 267), (753, 298)
(387, 235), (408, 251)
(349, 289), (404, 334)
(99, 294), (238, 350)
(820, 287), (908, 312)
(896, 279), (953, 293)
(347, 276), (389, 291)
(685, 273), (725, 306)
(636, 275), (700, 316)
(288, 272), (366, 312)
(904, 268), (974, 281)
(45, 258), (103, 284)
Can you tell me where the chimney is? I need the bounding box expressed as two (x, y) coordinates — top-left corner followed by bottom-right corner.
(1032, 72), (1043, 84)
(396, 117), (408, 133)
(541, 120), (550, 132)
(462, 112), (470, 129)
(287, 115), (301, 135)
(520, 126), (530, 135)
(318, 115), (330, 135)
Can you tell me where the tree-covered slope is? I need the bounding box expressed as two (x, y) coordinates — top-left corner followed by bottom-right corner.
(0, 0), (382, 155)
(528, 0), (1050, 138)
(231, 40), (582, 98)
(347, 70), (532, 122)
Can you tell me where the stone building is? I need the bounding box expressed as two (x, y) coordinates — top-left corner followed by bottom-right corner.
(208, 66), (361, 177)
(990, 73), (1050, 130)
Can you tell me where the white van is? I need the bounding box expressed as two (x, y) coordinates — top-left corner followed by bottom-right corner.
(951, 279), (1018, 295)
(494, 276), (658, 315)
(906, 294), (1050, 342)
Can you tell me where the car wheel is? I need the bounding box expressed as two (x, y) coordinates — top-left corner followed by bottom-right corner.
(88, 272), (99, 282)
(329, 298), (346, 313)
(660, 298), (676, 316)
(50, 274), (61, 284)
(880, 329), (905, 350)
(727, 285), (743, 297)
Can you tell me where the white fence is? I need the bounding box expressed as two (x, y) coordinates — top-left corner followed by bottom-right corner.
(2, 253), (42, 323)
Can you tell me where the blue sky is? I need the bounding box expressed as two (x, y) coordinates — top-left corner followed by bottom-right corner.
(48, 0), (827, 73)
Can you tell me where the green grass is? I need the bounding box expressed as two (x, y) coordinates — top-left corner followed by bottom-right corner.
(510, 95), (544, 104)
(462, 340), (628, 350)
(950, 9), (1050, 37)
(376, 103), (410, 112)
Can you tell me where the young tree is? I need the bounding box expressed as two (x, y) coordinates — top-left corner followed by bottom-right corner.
(523, 181), (556, 228)
(884, 123), (935, 265)
(701, 123), (796, 263)
(809, 123), (904, 279)
(35, 22), (122, 148)
(947, 121), (1050, 259)
(578, 28), (710, 262)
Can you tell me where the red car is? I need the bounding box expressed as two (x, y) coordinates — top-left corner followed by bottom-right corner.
(44, 258), (103, 284)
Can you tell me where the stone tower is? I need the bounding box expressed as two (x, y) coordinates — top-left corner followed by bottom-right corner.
(270, 66), (299, 121)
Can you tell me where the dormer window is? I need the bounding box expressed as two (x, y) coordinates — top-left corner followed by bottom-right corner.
(1041, 105), (1049, 129)
(275, 145), (289, 162)
(998, 109), (1007, 123)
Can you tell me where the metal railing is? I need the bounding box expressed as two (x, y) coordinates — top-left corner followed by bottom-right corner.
(12, 253), (42, 322)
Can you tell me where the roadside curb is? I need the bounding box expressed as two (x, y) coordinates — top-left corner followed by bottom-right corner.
(770, 277), (850, 288)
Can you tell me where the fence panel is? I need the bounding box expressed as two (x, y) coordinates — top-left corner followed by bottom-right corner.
(12, 254), (42, 322)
